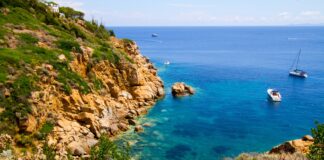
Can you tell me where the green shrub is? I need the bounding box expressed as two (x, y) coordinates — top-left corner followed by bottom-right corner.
(53, 62), (90, 94)
(37, 122), (54, 140)
(122, 39), (134, 45)
(19, 33), (39, 45)
(16, 134), (34, 147)
(43, 142), (56, 160)
(13, 75), (37, 100)
(59, 7), (84, 19)
(94, 78), (104, 91)
(108, 30), (115, 37)
(56, 39), (82, 53)
(307, 122), (324, 160)
(90, 136), (130, 160)
(92, 47), (120, 64)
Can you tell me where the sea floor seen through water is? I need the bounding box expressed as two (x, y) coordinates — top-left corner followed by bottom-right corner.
(112, 27), (324, 160)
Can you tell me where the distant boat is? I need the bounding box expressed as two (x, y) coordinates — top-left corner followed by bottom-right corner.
(267, 89), (282, 102)
(152, 33), (158, 37)
(289, 49), (308, 78)
(164, 61), (170, 65)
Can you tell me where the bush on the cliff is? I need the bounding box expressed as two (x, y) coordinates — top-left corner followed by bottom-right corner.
(90, 136), (130, 160)
(59, 7), (84, 19)
(56, 39), (82, 53)
(19, 33), (39, 45)
(307, 122), (324, 160)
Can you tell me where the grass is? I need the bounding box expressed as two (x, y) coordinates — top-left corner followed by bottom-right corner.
(56, 39), (83, 53)
(53, 62), (90, 94)
(93, 78), (104, 91)
(43, 142), (56, 160)
(92, 46), (120, 64)
(19, 33), (39, 45)
(37, 122), (54, 140)
(0, 7), (42, 30)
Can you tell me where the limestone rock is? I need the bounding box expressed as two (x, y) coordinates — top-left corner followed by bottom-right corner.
(0, 134), (12, 151)
(134, 125), (144, 133)
(58, 54), (67, 62)
(171, 82), (195, 97)
(128, 119), (136, 126)
(269, 135), (314, 155)
(67, 141), (86, 156)
(77, 112), (101, 138)
(19, 115), (37, 133)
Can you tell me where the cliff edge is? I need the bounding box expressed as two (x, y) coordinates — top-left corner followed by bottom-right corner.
(0, 0), (164, 158)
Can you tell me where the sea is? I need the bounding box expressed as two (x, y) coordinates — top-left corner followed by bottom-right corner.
(111, 27), (324, 160)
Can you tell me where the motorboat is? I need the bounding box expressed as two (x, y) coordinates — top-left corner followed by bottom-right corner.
(267, 89), (282, 102)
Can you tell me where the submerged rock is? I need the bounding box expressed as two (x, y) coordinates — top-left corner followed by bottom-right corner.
(171, 82), (195, 97)
(134, 125), (144, 133)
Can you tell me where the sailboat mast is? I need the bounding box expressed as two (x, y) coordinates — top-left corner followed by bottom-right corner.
(296, 49), (301, 69)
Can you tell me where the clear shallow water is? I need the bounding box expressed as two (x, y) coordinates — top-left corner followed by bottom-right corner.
(112, 27), (324, 160)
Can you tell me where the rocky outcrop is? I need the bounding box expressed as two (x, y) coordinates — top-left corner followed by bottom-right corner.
(21, 39), (165, 156)
(171, 82), (195, 97)
(269, 135), (314, 155)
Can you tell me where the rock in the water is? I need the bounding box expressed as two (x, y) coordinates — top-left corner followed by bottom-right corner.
(134, 125), (144, 133)
(269, 135), (314, 155)
(171, 82), (195, 97)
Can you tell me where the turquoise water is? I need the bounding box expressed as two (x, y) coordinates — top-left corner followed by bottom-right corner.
(112, 27), (324, 160)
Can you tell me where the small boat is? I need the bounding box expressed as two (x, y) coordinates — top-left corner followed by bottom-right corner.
(267, 89), (282, 102)
(164, 61), (170, 65)
(289, 49), (308, 78)
(152, 33), (158, 37)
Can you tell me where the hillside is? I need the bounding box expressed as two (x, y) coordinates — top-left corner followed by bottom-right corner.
(0, 0), (164, 159)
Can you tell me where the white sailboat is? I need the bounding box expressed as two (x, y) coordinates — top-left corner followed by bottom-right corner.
(289, 49), (308, 78)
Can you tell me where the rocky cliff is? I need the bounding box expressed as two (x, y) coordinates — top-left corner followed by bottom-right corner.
(0, 0), (164, 158)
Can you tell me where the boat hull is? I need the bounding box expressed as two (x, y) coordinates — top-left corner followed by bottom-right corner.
(289, 71), (308, 78)
(267, 89), (282, 102)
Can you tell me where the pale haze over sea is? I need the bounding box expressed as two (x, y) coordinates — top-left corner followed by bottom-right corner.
(54, 0), (324, 26)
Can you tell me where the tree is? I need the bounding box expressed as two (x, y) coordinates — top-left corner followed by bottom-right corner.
(307, 122), (324, 160)
(59, 7), (84, 19)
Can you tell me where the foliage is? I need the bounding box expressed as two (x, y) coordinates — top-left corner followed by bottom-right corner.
(59, 7), (84, 19)
(85, 20), (111, 40)
(43, 142), (56, 160)
(0, 71), (38, 134)
(122, 38), (134, 45)
(69, 24), (87, 39)
(36, 122), (54, 140)
(19, 33), (39, 45)
(53, 62), (90, 94)
(90, 136), (130, 160)
(15, 134), (34, 147)
(92, 46), (120, 64)
(307, 122), (324, 160)
(56, 39), (82, 53)
(93, 78), (104, 91)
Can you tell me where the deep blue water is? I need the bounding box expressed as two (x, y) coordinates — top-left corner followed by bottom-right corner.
(112, 27), (324, 160)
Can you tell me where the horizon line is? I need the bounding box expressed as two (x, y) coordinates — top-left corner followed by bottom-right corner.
(107, 25), (324, 28)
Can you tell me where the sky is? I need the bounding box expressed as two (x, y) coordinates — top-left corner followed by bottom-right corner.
(53, 0), (324, 26)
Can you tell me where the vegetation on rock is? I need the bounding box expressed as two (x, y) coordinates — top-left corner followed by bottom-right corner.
(90, 135), (130, 160)
(0, 0), (164, 159)
(307, 122), (324, 160)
